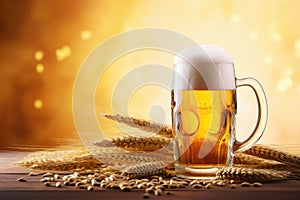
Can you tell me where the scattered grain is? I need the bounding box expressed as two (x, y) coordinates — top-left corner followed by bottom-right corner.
(205, 183), (212, 189)
(192, 184), (202, 189)
(154, 189), (162, 196)
(230, 184), (238, 189)
(143, 193), (150, 199)
(44, 182), (51, 187)
(240, 182), (251, 187)
(17, 178), (27, 182)
(55, 182), (62, 188)
(252, 182), (263, 187)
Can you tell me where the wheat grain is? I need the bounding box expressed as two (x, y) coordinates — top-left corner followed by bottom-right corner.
(103, 114), (173, 138)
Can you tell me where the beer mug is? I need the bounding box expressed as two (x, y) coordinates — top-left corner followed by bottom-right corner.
(171, 45), (268, 179)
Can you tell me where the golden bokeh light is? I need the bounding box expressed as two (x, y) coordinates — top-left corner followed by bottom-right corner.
(284, 68), (293, 76)
(276, 77), (293, 93)
(80, 30), (92, 40)
(33, 99), (43, 109)
(271, 33), (282, 43)
(1, 0), (300, 148)
(35, 63), (45, 74)
(248, 31), (258, 40)
(230, 14), (240, 23)
(297, 85), (300, 93)
(55, 45), (71, 61)
(34, 50), (44, 61)
(294, 39), (300, 58)
(264, 55), (273, 65)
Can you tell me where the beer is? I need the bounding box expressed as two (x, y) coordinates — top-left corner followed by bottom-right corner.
(172, 89), (236, 177)
(172, 45), (267, 179)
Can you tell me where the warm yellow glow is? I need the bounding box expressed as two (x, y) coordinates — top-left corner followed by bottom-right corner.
(264, 55), (273, 65)
(276, 77), (293, 92)
(33, 99), (43, 109)
(297, 85), (300, 93)
(2, 0), (300, 148)
(80, 30), (92, 40)
(230, 14), (240, 23)
(272, 33), (282, 42)
(284, 68), (293, 76)
(294, 39), (300, 58)
(35, 63), (44, 74)
(55, 45), (71, 61)
(34, 50), (44, 61)
(248, 31), (258, 40)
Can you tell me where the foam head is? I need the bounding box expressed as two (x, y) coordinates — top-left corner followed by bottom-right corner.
(172, 45), (236, 90)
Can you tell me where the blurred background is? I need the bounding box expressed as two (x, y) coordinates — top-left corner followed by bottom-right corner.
(1, 0), (300, 150)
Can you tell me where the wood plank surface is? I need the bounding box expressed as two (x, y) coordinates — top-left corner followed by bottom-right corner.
(0, 152), (299, 200)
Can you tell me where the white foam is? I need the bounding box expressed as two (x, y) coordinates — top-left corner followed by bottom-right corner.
(172, 45), (236, 90)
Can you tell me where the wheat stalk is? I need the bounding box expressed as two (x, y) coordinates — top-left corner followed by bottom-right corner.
(16, 147), (300, 181)
(16, 146), (174, 171)
(93, 136), (172, 152)
(15, 114), (300, 182)
(245, 144), (300, 167)
(103, 114), (173, 138)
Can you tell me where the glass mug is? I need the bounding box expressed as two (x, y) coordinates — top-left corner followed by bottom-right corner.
(171, 45), (268, 179)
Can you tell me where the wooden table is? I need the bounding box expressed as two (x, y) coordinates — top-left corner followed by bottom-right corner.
(1, 151), (299, 200)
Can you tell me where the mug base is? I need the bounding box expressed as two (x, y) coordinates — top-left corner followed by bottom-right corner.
(174, 164), (221, 179)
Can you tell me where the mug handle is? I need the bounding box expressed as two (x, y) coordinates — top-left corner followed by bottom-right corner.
(233, 78), (268, 153)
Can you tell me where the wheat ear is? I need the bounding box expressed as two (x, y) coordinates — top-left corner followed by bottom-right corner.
(234, 153), (280, 166)
(93, 136), (172, 152)
(216, 166), (294, 182)
(15, 149), (105, 171)
(103, 114), (173, 138)
(122, 161), (168, 178)
(245, 144), (300, 167)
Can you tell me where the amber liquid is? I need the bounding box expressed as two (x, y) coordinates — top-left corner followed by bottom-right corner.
(172, 90), (236, 172)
